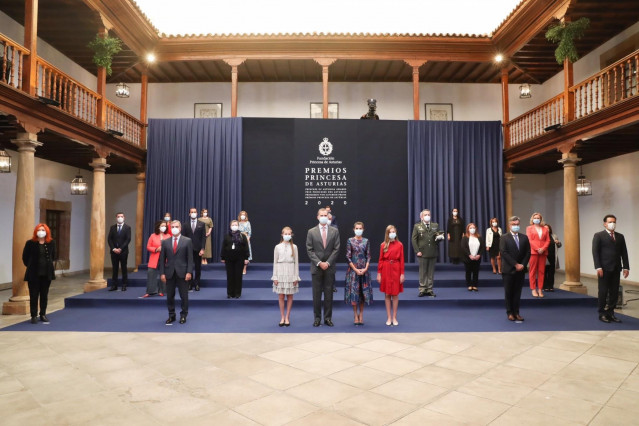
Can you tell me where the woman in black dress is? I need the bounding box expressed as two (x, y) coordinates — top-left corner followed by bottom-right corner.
(543, 224), (562, 292)
(22, 223), (56, 324)
(221, 220), (250, 298)
(485, 217), (502, 274)
(446, 208), (465, 264)
(461, 223), (484, 291)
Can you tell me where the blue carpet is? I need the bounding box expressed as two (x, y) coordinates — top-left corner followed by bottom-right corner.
(4, 263), (639, 333)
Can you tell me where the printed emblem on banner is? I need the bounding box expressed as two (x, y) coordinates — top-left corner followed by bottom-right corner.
(319, 137), (333, 156)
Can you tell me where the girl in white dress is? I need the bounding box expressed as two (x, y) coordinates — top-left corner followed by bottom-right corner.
(272, 227), (300, 326)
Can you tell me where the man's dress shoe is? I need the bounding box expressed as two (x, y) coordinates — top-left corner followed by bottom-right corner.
(165, 316), (176, 325)
(324, 319), (334, 327)
(179, 316), (186, 324)
(599, 315), (611, 323)
(313, 319), (321, 327)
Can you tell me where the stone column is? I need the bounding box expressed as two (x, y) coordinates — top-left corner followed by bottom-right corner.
(558, 152), (586, 293)
(134, 169), (146, 271)
(3, 133), (42, 315)
(84, 157), (110, 292)
(504, 171), (515, 222)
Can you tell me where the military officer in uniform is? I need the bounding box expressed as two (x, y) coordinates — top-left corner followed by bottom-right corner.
(411, 209), (445, 297)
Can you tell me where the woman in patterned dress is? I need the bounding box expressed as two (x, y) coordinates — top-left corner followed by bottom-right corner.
(198, 208), (213, 264)
(345, 222), (372, 326)
(238, 210), (252, 274)
(377, 225), (405, 327)
(272, 227), (300, 327)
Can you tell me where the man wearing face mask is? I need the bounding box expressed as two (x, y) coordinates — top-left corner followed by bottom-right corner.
(107, 212), (131, 291)
(181, 207), (206, 291)
(159, 221), (194, 325)
(500, 216), (530, 322)
(592, 214), (630, 323)
(306, 208), (341, 327)
(411, 209), (445, 297)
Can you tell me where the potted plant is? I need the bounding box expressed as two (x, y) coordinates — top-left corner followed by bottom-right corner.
(87, 33), (123, 76)
(545, 17), (590, 65)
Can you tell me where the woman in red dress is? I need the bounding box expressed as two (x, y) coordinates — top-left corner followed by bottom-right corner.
(377, 225), (405, 326)
(526, 212), (550, 298)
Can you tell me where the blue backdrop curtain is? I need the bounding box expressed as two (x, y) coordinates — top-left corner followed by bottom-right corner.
(142, 118), (242, 263)
(407, 121), (504, 263)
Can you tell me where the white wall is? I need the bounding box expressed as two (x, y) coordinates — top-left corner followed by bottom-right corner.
(0, 150), (93, 284)
(512, 152), (639, 277)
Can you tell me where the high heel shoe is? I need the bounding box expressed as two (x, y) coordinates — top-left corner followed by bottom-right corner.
(532, 289), (539, 297)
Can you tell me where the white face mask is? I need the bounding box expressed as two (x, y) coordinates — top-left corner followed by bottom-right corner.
(159, 226), (167, 233)
(533, 218), (541, 225)
(319, 217), (329, 225)
(453, 212), (458, 217)
(327, 220), (332, 226)
(37, 230), (47, 239)
(240, 215), (246, 220)
(354, 229), (363, 237)
(190, 213), (197, 219)
(171, 227), (180, 236)
(423, 215), (431, 223)
(469, 228), (476, 234)
(231, 225), (239, 232)
(492, 222), (498, 227)
(164, 216), (171, 222)
(116, 217), (124, 224)
(282, 234), (292, 242)
(389, 232), (397, 240)
(607, 222), (616, 231)
(203, 213), (208, 217)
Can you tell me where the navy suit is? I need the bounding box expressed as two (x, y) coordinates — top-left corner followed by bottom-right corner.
(592, 230), (630, 315)
(182, 218), (207, 287)
(107, 222), (131, 289)
(159, 235), (194, 318)
(500, 231), (531, 316)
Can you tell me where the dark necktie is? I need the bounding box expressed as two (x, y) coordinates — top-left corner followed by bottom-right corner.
(426, 224), (430, 230)
(117, 225), (121, 233)
(192, 220), (196, 233)
(513, 233), (519, 249)
(611, 232), (616, 242)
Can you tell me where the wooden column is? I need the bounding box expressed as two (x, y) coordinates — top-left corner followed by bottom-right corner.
(84, 156), (110, 292)
(504, 171), (515, 223)
(223, 59), (246, 117)
(558, 149), (586, 294)
(563, 58), (575, 123)
(405, 60), (426, 120)
(134, 168), (146, 271)
(22, 0), (38, 96)
(501, 68), (511, 146)
(96, 29), (108, 129)
(314, 58), (337, 118)
(140, 73), (148, 149)
(3, 133), (42, 315)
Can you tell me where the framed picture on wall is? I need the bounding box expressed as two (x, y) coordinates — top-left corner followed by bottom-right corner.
(194, 103), (223, 118)
(424, 103), (453, 121)
(310, 102), (339, 119)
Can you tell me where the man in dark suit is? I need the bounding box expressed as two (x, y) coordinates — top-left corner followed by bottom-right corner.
(159, 220), (194, 324)
(592, 214), (630, 323)
(306, 208), (340, 327)
(500, 215), (531, 322)
(181, 207), (206, 291)
(107, 212), (131, 291)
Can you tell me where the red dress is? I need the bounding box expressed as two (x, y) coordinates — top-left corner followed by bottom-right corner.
(378, 240), (405, 296)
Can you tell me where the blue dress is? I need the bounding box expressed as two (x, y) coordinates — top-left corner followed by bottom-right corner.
(238, 221), (252, 261)
(345, 237), (373, 305)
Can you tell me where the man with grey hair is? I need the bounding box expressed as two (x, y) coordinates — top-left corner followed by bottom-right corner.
(500, 215), (530, 322)
(411, 209), (445, 297)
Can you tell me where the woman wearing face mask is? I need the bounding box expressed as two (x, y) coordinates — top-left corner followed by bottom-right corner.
(199, 209), (214, 264)
(238, 211), (252, 274)
(485, 218), (503, 274)
(162, 212), (172, 235)
(377, 225), (405, 326)
(543, 224), (562, 292)
(447, 208), (465, 264)
(221, 220), (250, 298)
(22, 224), (56, 324)
(272, 227), (301, 326)
(526, 212), (550, 297)
(461, 223), (484, 291)
(143, 221), (170, 298)
(345, 222), (372, 326)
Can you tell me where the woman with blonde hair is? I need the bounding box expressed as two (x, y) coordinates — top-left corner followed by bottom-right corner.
(461, 223), (484, 291)
(272, 226), (301, 326)
(377, 225), (405, 326)
(526, 212), (550, 297)
(238, 210), (252, 274)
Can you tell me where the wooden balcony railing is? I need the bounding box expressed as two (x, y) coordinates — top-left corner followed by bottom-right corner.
(1, 32), (144, 147)
(505, 49), (639, 149)
(571, 50), (639, 120)
(0, 34), (29, 90)
(505, 93), (564, 148)
(105, 100), (144, 146)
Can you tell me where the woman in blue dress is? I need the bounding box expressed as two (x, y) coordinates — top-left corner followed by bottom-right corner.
(345, 222), (372, 326)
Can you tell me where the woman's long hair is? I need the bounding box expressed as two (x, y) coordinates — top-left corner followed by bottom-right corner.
(279, 226), (295, 258)
(464, 223), (481, 238)
(383, 225), (398, 253)
(32, 223), (53, 243)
